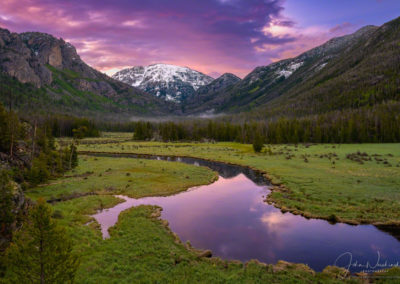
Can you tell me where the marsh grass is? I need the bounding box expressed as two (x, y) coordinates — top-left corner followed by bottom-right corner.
(27, 155), (217, 201)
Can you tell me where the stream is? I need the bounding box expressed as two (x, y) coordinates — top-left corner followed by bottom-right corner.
(91, 154), (400, 272)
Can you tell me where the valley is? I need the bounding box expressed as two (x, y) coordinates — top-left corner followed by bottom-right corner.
(0, 5), (399, 282)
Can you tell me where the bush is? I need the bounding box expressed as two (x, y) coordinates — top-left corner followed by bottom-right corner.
(327, 214), (339, 224)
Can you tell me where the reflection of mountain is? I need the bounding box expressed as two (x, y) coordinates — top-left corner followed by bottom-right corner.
(160, 155), (269, 185)
(375, 225), (400, 242)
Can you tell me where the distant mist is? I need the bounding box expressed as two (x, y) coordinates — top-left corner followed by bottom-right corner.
(129, 111), (226, 123)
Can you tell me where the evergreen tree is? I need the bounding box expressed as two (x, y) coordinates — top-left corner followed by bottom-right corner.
(133, 121), (152, 140)
(69, 144), (78, 169)
(0, 171), (15, 247)
(253, 135), (264, 153)
(6, 199), (80, 284)
(0, 103), (10, 152)
(6, 111), (20, 156)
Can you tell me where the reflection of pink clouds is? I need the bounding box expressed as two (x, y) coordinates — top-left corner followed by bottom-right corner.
(259, 211), (296, 232)
(257, 211), (296, 251)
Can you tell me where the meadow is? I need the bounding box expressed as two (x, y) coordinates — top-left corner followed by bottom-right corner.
(28, 155), (217, 201)
(76, 136), (400, 225)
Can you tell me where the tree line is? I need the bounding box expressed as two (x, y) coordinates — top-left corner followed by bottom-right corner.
(33, 115), (100, 138)
(128, 101), (400, 144)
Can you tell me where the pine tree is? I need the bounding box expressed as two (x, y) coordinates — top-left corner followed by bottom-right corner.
(253, 134), (264, 153)
(6, 199), (80, 284)
(7, 111), (20, 157)
(69, 144), (78, 169)
(0, 171), (15, 247)
(0, 103), (10, 152)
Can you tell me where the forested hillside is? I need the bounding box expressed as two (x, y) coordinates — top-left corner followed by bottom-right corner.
(250, 17), (400, 119)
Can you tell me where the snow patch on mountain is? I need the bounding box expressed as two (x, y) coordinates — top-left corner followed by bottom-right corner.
(276, 61), (304, 79)
(316, 62), (328, 71)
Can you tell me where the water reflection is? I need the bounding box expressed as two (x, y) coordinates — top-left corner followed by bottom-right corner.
(91, 154), (400, 272)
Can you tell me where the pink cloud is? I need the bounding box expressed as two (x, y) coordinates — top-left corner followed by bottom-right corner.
(258, 19), (358, 63)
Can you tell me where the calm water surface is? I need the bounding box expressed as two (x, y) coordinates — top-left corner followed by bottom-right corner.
(92, 154), (400, 272)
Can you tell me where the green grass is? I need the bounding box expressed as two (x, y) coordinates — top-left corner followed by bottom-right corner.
(51, 195), (122, 252)
(27, 155), (217, 201)
(249, 85), (260, 94)
(78, 139), (400, 225)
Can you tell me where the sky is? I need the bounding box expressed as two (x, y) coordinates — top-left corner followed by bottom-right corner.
(0, 0), (399, 78)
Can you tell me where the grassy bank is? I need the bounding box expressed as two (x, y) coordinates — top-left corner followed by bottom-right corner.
(78, 139), (400, 225)
(28, 155), (217, 201)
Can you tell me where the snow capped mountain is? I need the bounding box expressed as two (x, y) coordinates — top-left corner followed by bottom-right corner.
(112, 63), (214, 103)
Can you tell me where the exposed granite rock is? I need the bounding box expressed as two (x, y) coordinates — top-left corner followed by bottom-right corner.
(48, 45), (62, 67)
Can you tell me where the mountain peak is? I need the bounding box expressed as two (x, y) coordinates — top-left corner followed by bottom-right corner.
(112, 63), (213, 103)
(219, 73), (241, 80)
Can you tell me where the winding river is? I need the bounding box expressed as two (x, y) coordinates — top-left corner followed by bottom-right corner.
(91, 154), (400, 273)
